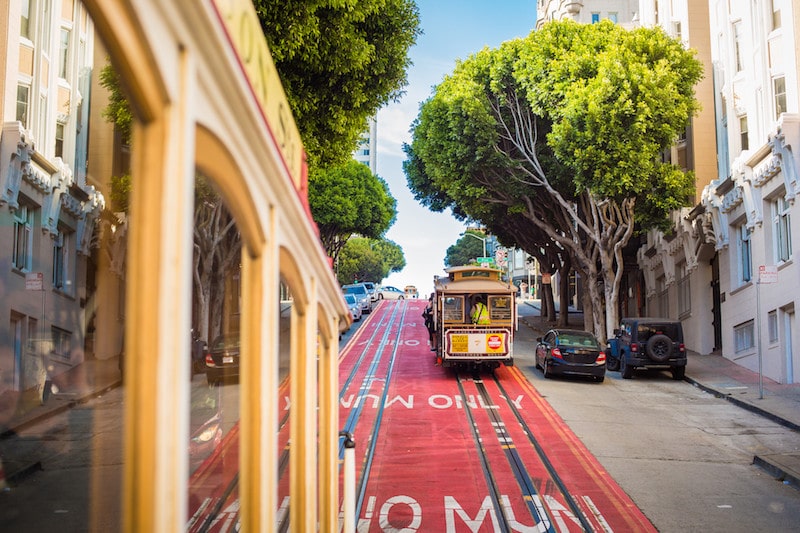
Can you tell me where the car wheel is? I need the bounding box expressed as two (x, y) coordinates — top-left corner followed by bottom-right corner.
(534, 353), (541, 370)
(378, 294), (384, 300)
(646, 334), (673, 362)
(671, 365), (686, 380)
(605, 350), (620, 371)
(620, 355), (633, 379)
(542, 359), (552, 379)
(399, 296), (404, 300)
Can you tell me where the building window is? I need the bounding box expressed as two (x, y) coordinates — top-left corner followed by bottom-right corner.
(773, 196), (792, 263)
(733, 21), (744, 72)
(608, 13), (618, 23)
(734, 320), (755, 353)
(739, 115), (748, 151)
(656, 275), (669, 317)
(774, 76), (786, 119)
(20, 0), (31, 39)
(591, 13), (600, 23)
(768, 310), (778, 343)
(672, 21), (682, 40)
(53, 229), (73, 291)
(16, 85), (30, 128)
(13, 205), (34, 272)
(51, 326), (72, 361)
(55, 122), (65, 158)
(771, 0), (781, 30)
(737, 224), (752, 283)
(677, 262), (691, 318)
(59, 28), (70, 79)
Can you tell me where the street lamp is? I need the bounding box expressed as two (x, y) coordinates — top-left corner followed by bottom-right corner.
(460, 231), (487, 258)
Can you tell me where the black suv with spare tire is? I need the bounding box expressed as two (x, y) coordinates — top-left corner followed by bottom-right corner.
(605, 317), (686, 380)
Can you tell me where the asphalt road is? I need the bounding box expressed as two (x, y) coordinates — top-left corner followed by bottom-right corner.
(514, 303), (800, 533)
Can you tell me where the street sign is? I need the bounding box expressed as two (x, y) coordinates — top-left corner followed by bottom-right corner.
(26, 272), (43, 290)
(477, 257), (493, 263)
(758, 265), (778, 284)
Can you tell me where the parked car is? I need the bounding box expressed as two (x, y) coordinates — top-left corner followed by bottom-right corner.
(205, 334), (240, 386)
(535, 328), (606, 382)
(605, 317), (686, 380)
(362, 282), (378, 302)
(378, 286), (405, 300)
(342, 283), (372, 314)
(344, 293), (363, 321)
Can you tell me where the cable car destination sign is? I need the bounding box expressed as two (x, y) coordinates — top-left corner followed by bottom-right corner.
(212, 0), (304, 188)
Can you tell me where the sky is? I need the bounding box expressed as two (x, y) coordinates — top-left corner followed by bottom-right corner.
(376, 1), (538, 297)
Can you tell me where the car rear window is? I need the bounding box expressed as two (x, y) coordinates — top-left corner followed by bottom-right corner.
(344, 285), (367, 296)
(637, 323), (681, 341)
(560, 333), (600, 349)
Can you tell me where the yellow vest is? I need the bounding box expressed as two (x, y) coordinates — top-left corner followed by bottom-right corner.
(471, 302), (489, 324)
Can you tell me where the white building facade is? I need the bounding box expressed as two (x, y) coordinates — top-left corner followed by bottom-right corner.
(0, 0), (105, 399)
(700, 0), (800, 383)
(536, 0), (640, 28)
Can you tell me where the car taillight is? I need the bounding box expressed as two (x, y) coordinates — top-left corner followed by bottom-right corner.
(205, 353), (215, 367)
(678, 343), (685, 353)
(551, 348), (563, 359)
(596, 351), (606, 364)
(631, 343), (639, 353)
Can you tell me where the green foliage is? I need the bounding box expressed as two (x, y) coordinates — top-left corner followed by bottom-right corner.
(308, 160), (397, 260)
(110, 174), (131, 212)
(445, 231), (486, 267)
(371, 238), (406, 276)
(98, 61), (133, 144)
(406, 19), (702, 233)
(336, 237), (404, 285)
(254, 0), (421, 170)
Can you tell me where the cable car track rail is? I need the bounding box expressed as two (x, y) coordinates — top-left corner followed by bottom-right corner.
(456, 370), (594, 532)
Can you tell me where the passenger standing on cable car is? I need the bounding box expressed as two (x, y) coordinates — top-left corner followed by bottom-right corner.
(422, 293), (437, 351)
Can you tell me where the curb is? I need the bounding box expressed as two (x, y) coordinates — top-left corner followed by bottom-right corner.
(752, 455), (800, 490)
(683, 376), (800, 433)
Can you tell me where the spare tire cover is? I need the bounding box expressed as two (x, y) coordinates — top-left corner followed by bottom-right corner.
(646, 334), (673, 362)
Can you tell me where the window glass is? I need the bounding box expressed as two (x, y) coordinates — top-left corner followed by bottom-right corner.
(186, 173), (242, 526)
(16, 85), (30, 128)
(442, 296), (464, 322)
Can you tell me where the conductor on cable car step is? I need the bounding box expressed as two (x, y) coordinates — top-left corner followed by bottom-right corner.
(470, 295), (490, 325)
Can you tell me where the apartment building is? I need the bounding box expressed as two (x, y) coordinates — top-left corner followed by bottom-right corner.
(0, 1), (106, 404)
(699, 0), (800, 383)
(536, 0), (640, 28)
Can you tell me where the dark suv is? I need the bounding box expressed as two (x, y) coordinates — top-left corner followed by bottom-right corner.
(606, 318), (686, 380)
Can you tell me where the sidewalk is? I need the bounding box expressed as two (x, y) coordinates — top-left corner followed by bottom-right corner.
(518, 299), (800, 489)
(1, 356), (122, 485)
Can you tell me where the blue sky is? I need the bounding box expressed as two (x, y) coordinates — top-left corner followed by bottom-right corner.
(376, 1), (538, 296)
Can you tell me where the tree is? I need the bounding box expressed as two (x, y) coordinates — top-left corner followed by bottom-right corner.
(405, 20), (701, 341)
(371, 238), (406, 277)
(254, 0), (421, 169)
(308, 160), (397, 263)
(336, 237), (404, 286)
(445, 231), (486, 267)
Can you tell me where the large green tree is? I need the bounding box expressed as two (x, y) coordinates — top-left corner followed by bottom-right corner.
(254, 0), (421, 169)
(308, 160), (397, 263)
(406, 20), (702, 340)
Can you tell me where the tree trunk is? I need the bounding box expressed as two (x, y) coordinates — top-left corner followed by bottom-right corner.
(558, 269), (570, 327)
